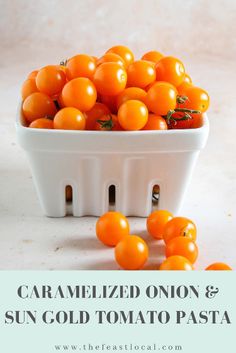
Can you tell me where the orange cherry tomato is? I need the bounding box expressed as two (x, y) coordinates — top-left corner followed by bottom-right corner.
(143, 114), (168, 130)
(127, 60), (156, 88)
(191, 113), (204, 128)
(184, 86), (210, 113)
(27, 70), (38, 79)
(205, 263), (232, 271)
(93, 62), (127, 96)
(147, 210), (173, 239)
(66, 54), (96, 80)
(100, 94), (118, 113)
(155, 56), (185, 86)
(36, 65), (67, 96)
(116, 87), (147, 108)
(53, 107), (85, 130)
(96, 211), (130, 247)
(29, 118), (53, 129)
(97, 53), (125, 67)
(22, 92), (57, 123)
(21, 78), (38, 101)
(57, 93), (65, 109)
(141, 50), (163, 63)
(84, 102), (110, 130)
(163, 217), (197, 244)
(95, 114), (122, 131)
(166, 237), (198, 264)
(177, 81), (193, 95)
(159, 255), (193, 271)
(115, 235), (149, 270)
(118, 100), (148, 131)
(146, 82), (177, 115)
(106, 45), (134, 68)
(183, 73), (192, 84)
(62, 77), (97, 111)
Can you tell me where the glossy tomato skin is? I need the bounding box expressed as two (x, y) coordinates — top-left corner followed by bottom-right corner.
(27, 70), (38, 79)
(205, 263), (232, 271)
(146, 81), (177, 116)
(21, 78), (38, 101)
(96, 211), (130, 247)
(29, 118), (53, 129)
(191, 113), (204, 128)
(183, 73), (192, 84)
(166, 237), (198, 264)
(168, 112), (193, 129)
(116, 87), (147, 109)
(22, 92), (57, 123)
(177, 81), (193, 95)
(141, 50), (163, 63)
(147, 210), (173, 239)
(84, 102), (110, 130)
(66, 54), (96, 80)
(36, 65), (67, 96)
(184, 86), (210, 113)
(115, 235), (149, 270)
(97, 53), (125, 67)
(53, 107), (85, 130)
(93, 62), (127, 96)
(118, 100), (148, 131)
(106, 45), (134, 68)
(143, 114), (168, 130)
(62, 77), (97, 111)
(155, 56), (185, 87)
(159, 255), (194, 270)
(100, 94), (118, 113)
(163, 217), (197, 244)
(127, 60), (156, 88)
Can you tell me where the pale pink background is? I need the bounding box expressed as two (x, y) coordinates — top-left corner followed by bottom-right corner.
(0, 0), (235, 270)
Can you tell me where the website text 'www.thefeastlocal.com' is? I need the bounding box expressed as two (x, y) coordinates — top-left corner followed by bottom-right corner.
(54, 343), (183, 351)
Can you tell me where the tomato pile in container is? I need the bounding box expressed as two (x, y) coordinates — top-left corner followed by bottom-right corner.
(21, 46), (209, 131)
(17, 45), (209, 217)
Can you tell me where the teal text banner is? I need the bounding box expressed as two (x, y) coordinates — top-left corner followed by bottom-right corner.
(0, 271), (235, 353)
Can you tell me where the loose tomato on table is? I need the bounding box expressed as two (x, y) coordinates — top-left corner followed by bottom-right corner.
(205, 263), (232, 271)
(96, 211), (130, 247)
(93, 62), (127, 96)
(66, 54), (96, 80)
(163, 217), (197, 244)
(126, 60), (156, 89)
(159, 255), (194, 271)
(147, 210), (173, 239)
(29, 118), (53, 129)
(22, 92), (57, 123)
(116, 87), (147, 109)
(118, 100), (148, 130)
(62, 77), (97, 111)
(36, 65), (67, 97)
(115, 235), (149, 270)
(84, 102), (111, 130)
(141, 50), (163, 63)
(106, 45), (134, 67)
(142, 114), (168, 130)
(145, 81), (177, 116)
(53, 107), (85, 130)
(166, 237), (198, 264)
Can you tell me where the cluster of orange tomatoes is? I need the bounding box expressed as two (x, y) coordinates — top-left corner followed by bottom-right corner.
(96, 210), (232, 271)
(21, 45), (210, 131)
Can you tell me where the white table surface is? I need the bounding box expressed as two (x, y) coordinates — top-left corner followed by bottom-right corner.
(0, 50), (235, 270)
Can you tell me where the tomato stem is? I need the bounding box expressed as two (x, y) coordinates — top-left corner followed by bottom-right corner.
(96, 114), (114, 130)
(177, 95), (189, 104)
(60, 59), (68, 66)
(165, 108), (201, 125)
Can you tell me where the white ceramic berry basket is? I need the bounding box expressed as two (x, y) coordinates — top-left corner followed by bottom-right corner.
(16, 106), (209, 217)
